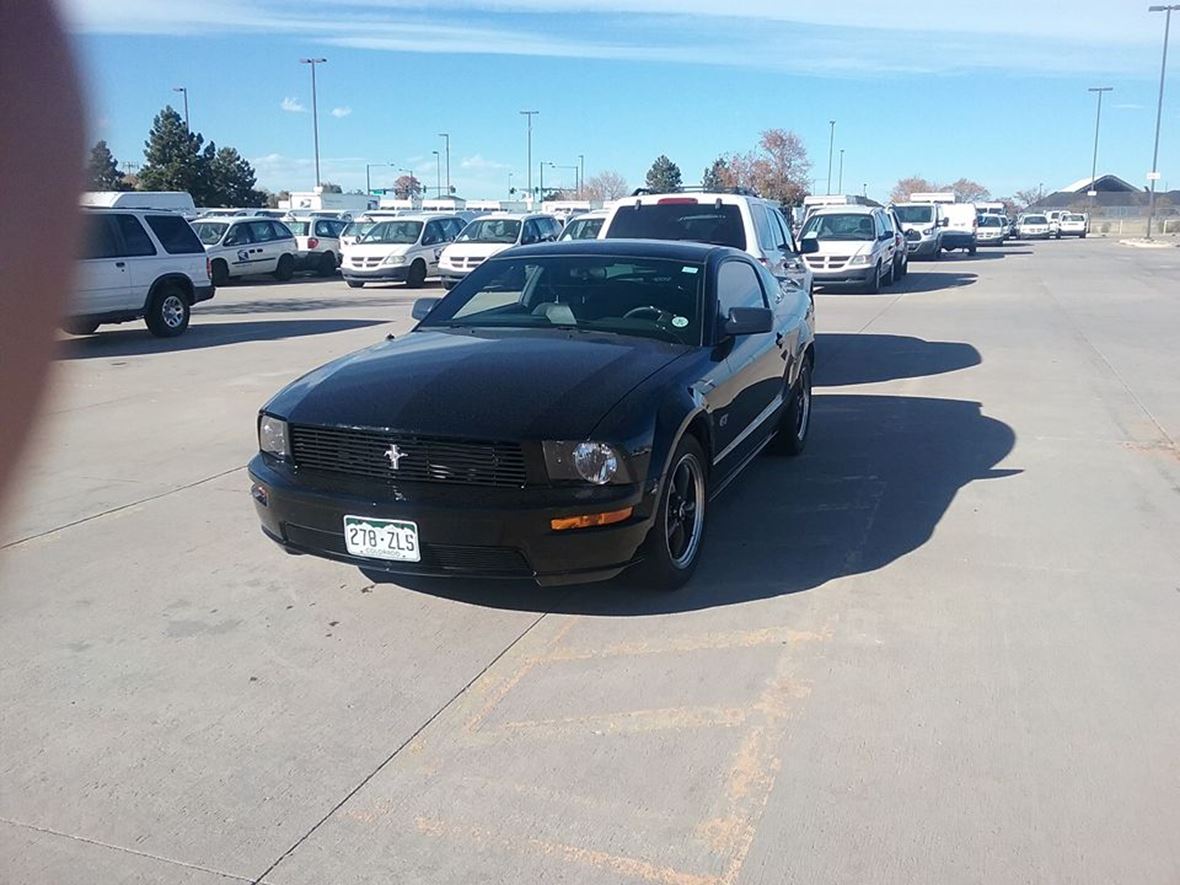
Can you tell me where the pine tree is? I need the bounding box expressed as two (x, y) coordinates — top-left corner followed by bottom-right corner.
(87, 141), (127, 190)
(645, 155), (682, 193)
(138, 106), (205, 196)
(702, 157), (732, 191)
(207, 146), (262, 207)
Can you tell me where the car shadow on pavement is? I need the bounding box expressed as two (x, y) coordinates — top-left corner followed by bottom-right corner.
(819, 271), (977, 295)
(815, 333), (981, 386)
(57, 318), (387, 359)
(365, 393), (1017, 615)
(197, 295), (423, 315)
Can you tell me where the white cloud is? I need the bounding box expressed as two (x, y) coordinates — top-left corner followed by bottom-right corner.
(1113, 103), (1145, 110)
(280, 97), (307, 113)
(330, 106), (353, 118)
(460, 154), (511, 171)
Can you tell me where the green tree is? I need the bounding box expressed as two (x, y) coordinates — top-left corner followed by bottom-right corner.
(702, 157), (733, 191)
(320, 182), (343, 194)
(87, 140), (127, 191)
(206, 145), (262, 207)
(645, 155), (682, 193)
(138, 105), (206, 196)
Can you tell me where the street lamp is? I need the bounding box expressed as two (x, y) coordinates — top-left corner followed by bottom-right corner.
(1146, 5), (1178, 239)
(520, 110), (538, 203)
(538, 161), (546, 202)
(437, 133), (450, 195)
(365, 162), (391, 196)
(508, 171), (514, 196)
(172, 86), (189, 132)
(577, 154), (585, 197)
(1087, 87), (1113, 209)
(432, 150), (442, 198)
(838, 149), (845, 194)
(826, 120), (836, 194)
(299, 58), (327, 187)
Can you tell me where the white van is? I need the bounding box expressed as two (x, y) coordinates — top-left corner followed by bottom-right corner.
(799, 205), (899, 293)
(938, 203), (979, 254)
(190, 216), (300, 284)
(81, 191), (197, 213)
(341, 214), (465, 288)
(437, 214), (561, 289)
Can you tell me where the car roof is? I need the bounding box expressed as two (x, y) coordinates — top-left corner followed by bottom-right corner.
(809, 204), (878, 216)
(469, 212), (553, 222)
(625, 191), (772, 206)
(569, 210), (610, 219)
(193, 215), (288, 225)
(362, 213), (457, 223)
(500, 238), (740, 262)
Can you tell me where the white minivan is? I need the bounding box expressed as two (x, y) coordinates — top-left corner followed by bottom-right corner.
(341, 214), (465, 288)
(70, 208), (214, 337)
(437, 214), (561, 289)
(799, 205), (899, 293)
(190, 217), (300, 284)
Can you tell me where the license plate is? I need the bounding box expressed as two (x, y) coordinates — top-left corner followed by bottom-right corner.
(342, 516), (420, 562)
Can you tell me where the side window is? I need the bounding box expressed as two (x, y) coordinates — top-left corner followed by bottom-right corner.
(113, 214), (157, 257)
(315, 220), (332, 238)
(145, 215), (204, 254)
(750, 204), (779, 255)
(271, 221), (295, 241)
(548, 218), (562, 239)
(716, 260), (767, 321)
(421, 221), (442, 246)
(874, 213), (888, 239)
(82, 215), (120, 259)
(522, 220), (540, 244)
(223, 224), (253, 247)
(442, 219), (462, 240)
(249, 221), (274, 242)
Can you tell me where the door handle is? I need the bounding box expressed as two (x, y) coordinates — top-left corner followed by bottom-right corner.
(775, 332), (785, 346)
(115, 261), (126, 268)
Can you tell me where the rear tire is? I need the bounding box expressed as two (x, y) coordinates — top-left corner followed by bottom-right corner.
(318, 252), (337, 277)
(273, 254), (295, 281)
(345, 279), (364, 289)
(63, 319), (99, 336)
(406, 259), (427, 288)
(773, 358), (812, 456)
(145, 284), (190, 338)
(211, 259), (229, 286)
(635, 435), (708, 591)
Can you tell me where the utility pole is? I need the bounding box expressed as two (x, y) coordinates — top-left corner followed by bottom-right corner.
(365, 162), (391, 196)
(299, 58), (327, 187)
(863, 182), (868, 197)
(826, 120), (836, 194)
(172, 87), (189, 132)
(1087, 87), (1113, 210)
(432, 150), (441, 198)
(578, 154), (585, 198)
(1146, 5), (1178, 239)
(520, 110), (538, 204)
(838, 149), (845, 194)
(438, 133), (450, 195)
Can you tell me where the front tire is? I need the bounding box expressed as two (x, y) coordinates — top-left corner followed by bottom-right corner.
(345, 279), (364, 289)
(635, 436), (708, 591)
(63, 319), (99, 336)
(318, 252), (337, 277)
(273, 254), (295, 281)
(773, 358), (812, 456)
(406, 259), (427, 288)
(145, 284), (190, 338)
(882, 259), (895, 287)
(864, 261), (881, 294)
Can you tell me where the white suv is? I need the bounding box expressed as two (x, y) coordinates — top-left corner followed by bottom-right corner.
(799, 205), (899, 293)
(190, 217), (299, 284)
(1058, 213), (1088, 238)
(438, 214), (561, 289)
(600, 190), (814, 296)
(285, 215), (348, 276)
(70, 208), (214, 337)
(341, 214), (465, 288)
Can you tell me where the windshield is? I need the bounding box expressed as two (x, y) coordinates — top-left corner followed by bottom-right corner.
(801, 212), (875, 241)
(978, 215), (1002, 227)
(418, 255), (704, 345)
(560, 217), (604, 241)
(191, 222), (227, 245)
(605, 204), (745, 249)
(892, 205), (933, 224)
(1024, 215), (1047, 224)
(457, 219), (522, 244)
(343, 220), (375, 239)
(1066, 214), (1085, 221)
(360, 221), (423, 245)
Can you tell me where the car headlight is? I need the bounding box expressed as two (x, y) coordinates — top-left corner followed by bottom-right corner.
(921, 227), (935, 236)
(849, 254), (872, 265)
(258, 414), (289, 459)
(382, 253), (406, 266)
(542, 441), (630, 485)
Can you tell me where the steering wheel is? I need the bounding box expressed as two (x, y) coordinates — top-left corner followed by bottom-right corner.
(623, 305), (673, 324)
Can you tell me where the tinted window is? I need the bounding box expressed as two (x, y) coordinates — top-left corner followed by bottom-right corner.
(545, 218), (562, 239)
(82, 215), (120, 259)
(458, 219), (522, 244)
(521, 220), (541, 244)
(770, 209), (797, 254)
(750, 204), (779, 254)
(270, 221), (294, 240)
(422, 221), (443, 246)
(223, 224), (253, 246)
(192, 221), (230, 245)
(246, 221), (273, 242)
(606, 203), (746, 250)
(360, 221), (423, 244)
(315, 220), (338, 237)
(893, 205), (933, 224)
(441, 218), (463, 240)
(113, 214), (157, 257)
(145, 215), (203, 254)
(717, 260), (766, 320)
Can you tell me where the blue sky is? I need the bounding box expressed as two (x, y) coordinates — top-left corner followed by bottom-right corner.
(64, 0), (1179, 201)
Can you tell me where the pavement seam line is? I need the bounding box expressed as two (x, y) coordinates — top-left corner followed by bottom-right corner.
(1, 465), (246, 550)
(0, 817), (255, 882)
(249, 611), (550, 885)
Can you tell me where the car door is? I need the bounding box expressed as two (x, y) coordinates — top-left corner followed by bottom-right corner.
(223, 223), (258, 276)
(770, 207), (810, 294)
(249, 221), (280, 271)
(749, 203), (786, 277)
(873, 211), (892, 266)
(110, 213), (160, 310)
(77, 214), (131, 315)
(420, 220), (445, 272)
(709, 259), (785, 477)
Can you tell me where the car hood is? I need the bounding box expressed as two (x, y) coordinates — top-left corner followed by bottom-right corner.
(441, 242), (513, 261)
(346, 243), (414, 258)
(268, 328), (689, 440)
(810, 239), (874, 256)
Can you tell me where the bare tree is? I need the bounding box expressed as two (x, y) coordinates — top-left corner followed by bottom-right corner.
(1012, 188), (1042, 209)
(582, 170), (628, 201)
(949, 178), (990, 202)
(890, 176), (940, 203)
(721, 129), (811, 203)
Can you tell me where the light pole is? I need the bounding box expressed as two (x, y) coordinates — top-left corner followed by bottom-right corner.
(437, 133), (450, 196)
(1146, 5), (1178, 239)
(520, 110), (538, 203)
(826, 120), (836, 194)
(508, 171), (514, 196)
(432, 150), (441, 198)
(549, 163), (578, 195)
(863, 183), (868, 197)
(172, 87), (189, 132)
(578, 154), (585, 198)
(365, 162), (391, 196)
(838, 149), (845, 194)
(299, 58), (327, 187)
(1087, 87), (1113, 209)
(539, 162), (546, 202)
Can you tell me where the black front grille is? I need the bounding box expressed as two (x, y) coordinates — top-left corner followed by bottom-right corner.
(289, 425), (528, 488)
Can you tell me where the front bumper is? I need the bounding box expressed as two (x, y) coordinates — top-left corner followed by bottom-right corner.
(906, 238), (940, 257)
(977, 233), (1005, 244)
(809, 264), (875, 284)
(192, 284), (215, 304)
(437, 268), (469, 283)
(1019, 231), (1051, 240)
(341, 265), (410, 282)
(248, 455), (657, 587)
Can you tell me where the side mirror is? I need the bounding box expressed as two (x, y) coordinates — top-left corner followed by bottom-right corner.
(799, 235), (820, 254)
(412, 297), (442, 321)
(723, 307), (774, 337)
(879, 231), (892, 241)
(939, 217), (950, 227)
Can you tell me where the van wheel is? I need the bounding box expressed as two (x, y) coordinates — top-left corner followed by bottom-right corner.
(864, 261), (881, 294)
(318, 252), (337, 277)
(406, 259), (427, 288)
(635, 435), (708, 591)
(64, 319), (99, 336)
(145, 284), (191, 338)
(273, 254), (295, 281)
(211, 259), (229, 286)
(882, 260), (895, 286)
(345, 280), (364, 289)
(969, 245), (977, 255)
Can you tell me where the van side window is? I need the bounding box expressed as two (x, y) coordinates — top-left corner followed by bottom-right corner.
(770, 209), (797, 254)
(750, 204), (780, 255)
(421, 221), (442, 246)
(224, 224), (253, 247)
(270, 221), (295, 240)
(113, 214), (157, 257)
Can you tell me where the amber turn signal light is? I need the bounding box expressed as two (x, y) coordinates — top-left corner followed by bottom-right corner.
(550, 507), (633, 531)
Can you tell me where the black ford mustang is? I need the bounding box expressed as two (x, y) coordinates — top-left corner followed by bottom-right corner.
(248, 239), (815, 590)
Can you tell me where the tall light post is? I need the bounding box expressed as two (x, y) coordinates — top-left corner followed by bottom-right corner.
(299, 58), (327, 187)
(826, 120), (836, 194)
(365, 162), (391, 196)
(437, 132), (451, 195)
(520, 110), (538, 203)
(172, 86), (189, 132)
(508, 171), (514, 196)
(577, 154), (585, 198)
(1087, 87), (1113, 209)
(838, 149), (845, 194)
(1146, 5), (1178, 239)
(432, 150), (442, 198)
(538, 162), (546, 202)
(549, 163), (578, 195)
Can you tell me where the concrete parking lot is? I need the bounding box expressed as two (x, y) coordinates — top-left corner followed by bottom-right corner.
(2, 239), (1179, 884)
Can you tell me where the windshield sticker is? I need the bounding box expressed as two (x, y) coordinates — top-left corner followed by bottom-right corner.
(672, 316), (689, 328)
(681, 266), (699, 274)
